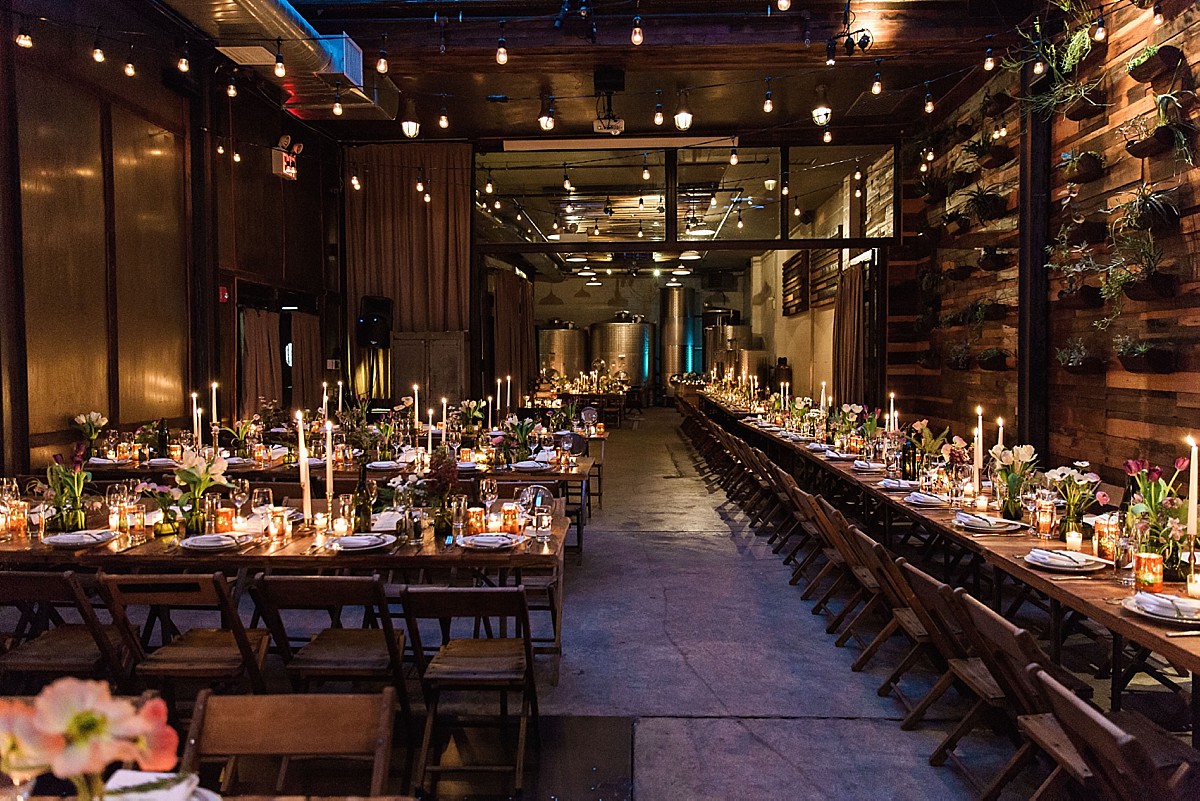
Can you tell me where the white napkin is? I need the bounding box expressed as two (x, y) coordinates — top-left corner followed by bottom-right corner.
(955, 511), (1001, 528)
(880, 478), (917, 489)
(85, 457), (126, 466)
(331, 534), (387, 549)
(1135, 592), (1200, 619)
(457, 461), (479, 469)
(44, 530), (115, 546)
(143, 508), (164, 525)
(372, 511), (403, 532)
(514, 460), (545, 469)
(105, 770), (198, 801)
(1028, 548), (1090, 568)
(147, 458), (178, 468)
(367, 460), (398, 470)
(907, 492), (949, 505)
(853, 460), (885, 470)
(535, 450), (553, 463)
(269, 445), (289, 458)
(307, 458), (325, 467)
(807, 442), (827, 451)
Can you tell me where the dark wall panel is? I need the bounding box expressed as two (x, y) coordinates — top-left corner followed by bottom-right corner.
(17, 67), (109, 439)
(112, 105), (188, 423)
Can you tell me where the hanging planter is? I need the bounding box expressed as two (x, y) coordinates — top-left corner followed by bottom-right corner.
(976, 349), (1011, 371)
(944, 262), (974, 281)
(1122, 271), (1178, 301)
(1117, 346), (1177, 374)
(1063, 87), (1107, 121)
(980, 144), (1015, 169)
(1125, 124), (1180, 158)
(1057, 284), (1104, 309)
(1127, 45), (1184, 83)
(978, 248), (1009, 272)
(1061, 356), (1107, 375)
(1060, 151), (1106, 183)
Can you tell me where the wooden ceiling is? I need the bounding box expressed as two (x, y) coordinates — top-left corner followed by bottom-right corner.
(296, 0), (1038, 141)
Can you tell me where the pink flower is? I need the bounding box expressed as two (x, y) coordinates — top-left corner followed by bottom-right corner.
(1147, 466), (1163, 482)
(33, 679), (142, 778)
(1124, 458), (1149, 476)
(0, 699), (62, 782)
(1096, 491), (1110, 506)
(1177, 457), (1191, 472)
(129, 699), (178, 772)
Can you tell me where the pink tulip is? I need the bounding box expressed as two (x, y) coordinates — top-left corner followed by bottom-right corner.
(1096, 491), (1110, 506)
(1177, 457), (1191, 472)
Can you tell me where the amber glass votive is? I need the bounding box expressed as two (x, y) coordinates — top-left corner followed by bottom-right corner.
(1134, 552), (1164, 593)
(7, 501), (27, 538)
(501, 502), (520, 535)
(1034, 501), (1056, 537)
(468, 506), (485, 534)
(216, 507), (235, 533)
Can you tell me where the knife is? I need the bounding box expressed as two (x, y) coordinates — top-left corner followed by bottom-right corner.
(1166, 630), (1200, 638)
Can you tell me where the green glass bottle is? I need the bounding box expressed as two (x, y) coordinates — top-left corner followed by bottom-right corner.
(353, 461), (373, 533)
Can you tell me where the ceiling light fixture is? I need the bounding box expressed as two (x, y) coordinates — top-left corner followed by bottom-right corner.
(673, 90), (693, 130)
(123, 45), (135, 76)
(92, 31), (104, 63)
(496, 20), (508, 64)
(400, 97), (419, 137)
(642, 153), (651, 180)
(484, 171), (494, 194)
(226, 75), (237, 97)
(811, 84), (832, 126)
(665, 278), (682, 287)
(777, 0), (791, 9)
(585, 279), (602, 287)
(729, 145), (738, 165)
(823, 125), (832, 143)
(871, 60), (882, 94)
(672, 266), (691, 276)
(562, 163), (571, 190)
(983, 36), (996, 70)
(376, 34), (389, 73)
(923, 83), (934, 114)
(14, 17), (32, 48)
(438, 102), (449, 128)
(680, 250), (701, 260)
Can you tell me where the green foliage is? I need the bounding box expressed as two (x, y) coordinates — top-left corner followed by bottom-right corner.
(1055, 337), (1093, 367)
(1127, 45), (1160, 72)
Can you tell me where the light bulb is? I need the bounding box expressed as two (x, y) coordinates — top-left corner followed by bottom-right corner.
(871, 74), (882, 94)
(537, 96), (556, 131)
(653, 104), (664, 126)
(826, 39), (836, 66)
(496, 41), (508, 65)
(926, 149), (935, 161)
(593, 221), (601, 236)
(924, 93), (935, 114)
(637, 225), (644, 238)
(565, 202), (574, 213)
(1033, 58), (1046, 75)
(729, 147), (738, 165)
(983, 47), (995, 71)
(794, 204), (801, 217)
(1154, 3), (1164, 25)
(1093, 15), (1106, 41)
(233, 152), (241, 163)
(226, 79), (237, 98)
(643, 166), (651, 180)
(351, 175), (361, 190)
(763, 90), (773, 113)
(124, 60), (135, 77)
(631, 16), (643, 45)
(423, 192), (431, 203)
(736, 215), (744, 229)
(274, 54), (285, 77)
(333, 100), (343, 115)
(15, 26), (32, 48)
(416, 178), (424, 192)
(673, 93), (692, 130)
(438, 109), (449, 128)
(710, 192), (717, 208)
(781, 183), (789, 196)
(778, 0), (791, 8)
(854, 168), (862, 180)
(92, 41), (105, 63)
(177, 44), (189, 73)
(216, 144), (225, 155)
(485, 174), (494, 194)
(493, 199), (501, 209)
(823, 127), (832, 143)
(854, 188), (862, 198)
(919, 162), (928, 173)
(376, 53), (389, 73)
(1000, 121), (1008, 137)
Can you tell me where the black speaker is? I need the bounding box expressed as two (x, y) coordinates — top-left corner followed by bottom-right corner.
(356, 296), (393, 348)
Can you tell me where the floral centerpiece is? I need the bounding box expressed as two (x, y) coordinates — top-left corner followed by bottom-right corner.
(861, 408), (883, 441)
(910, 420), (950, 473)
(390, 450), (460, 534)
(1045, 461), (1108, 534)
(0, 678), (178, 801)
(173, 451), (228, 535)
(222, 415), (261, 458)
(459, 399), (485, 430)
(35, 445), (92, 532)
(548, 402), (577, 433)
(373, 411), (401, 460)
(72, 412), (108, 460)
(838, 404), (864, 438)
(134, 482), (183, 537)
(1124, 456), (1189, 574)
(493, 416), (538, 463)
(989, 444), (1039, 520)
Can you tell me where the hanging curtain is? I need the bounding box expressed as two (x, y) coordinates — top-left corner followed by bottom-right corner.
(492, 269), (535, 404)
(240, 308), (282, 417)
(344, 143), (472, 396)
(290, 312), (323, 411)
(832, 262), (865, 404)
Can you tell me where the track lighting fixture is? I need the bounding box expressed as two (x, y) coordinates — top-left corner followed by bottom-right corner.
(274, 39), (285, 77)
(538, 95), (556, 131)
(496, 20), (508, 64)
(673, 91), (693, 131)
(376, 34), (389, 73)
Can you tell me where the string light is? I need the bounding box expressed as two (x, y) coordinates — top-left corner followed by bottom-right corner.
(123, 46), (135, 76)
(438, 103), (449, 128)
(91, 32), (104, 63)
(1033, 56), (1046, 75)
(1153, 3), (1164, 25)
(811, 84), (831, 126)
(854, 185), (862, 198)
(484, 171), (494, 194)
(1093, 14), (1106, 41)
(919, 161), (928, 173)
(991, 121), (1001, 139)
(274, 39), (285, 77)
(376, 34), (389, 73)
(926, 148), (935, 161)
(226, 75), (237, 97)
(822, 125), (832, 143)
(14, 17), (32, 48)
(493, 199), (501, 210)
(736, 208), (744, 229)
(653, 90), (664, 126)
(983, 46), (995, 71)
(416, 169), (425, 193)
(674, 91), (693, 131)
(710, 191), (718, 209)
(999, 120), (1008, 137)
(177, 42), (189, 72)
(350, 173), (361, 190)
(762, 78), (774, 112)
(332, 81), (343, 115)
(777, 0), (791, 9)
(495, 20), (508, 65)
(537, 95), (556, 131)
(424, 190), (431, 203)
(729, 145), (738, 165)
(562, 164), (571, 190)
(216, 143), (224, 155)
(853, 164), (862, 181)
(794, 201), (802, 217)
(924, 83), (935, 114)
(642, 153), (651, 180)
(565, 200), (575, 214)
(781, 176), (789, 196)
(631, 15), (643, 45)
(232, 151), (241, 163)
(593, 220), (601, 236)
(637, 224), (644, 238)
(871, 59), (882, 94)
(825, 39), (836, 66)
(400, 97), (419, 138)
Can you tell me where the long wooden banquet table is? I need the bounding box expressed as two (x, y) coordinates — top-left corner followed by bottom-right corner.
(698, 393), (1200, 745)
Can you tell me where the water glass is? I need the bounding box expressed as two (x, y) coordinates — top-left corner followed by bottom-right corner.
(480, 478), (498, 512)
(251, 487), (273, 516)
(450, 494), (469, 536)
(533, 504), (553, 543)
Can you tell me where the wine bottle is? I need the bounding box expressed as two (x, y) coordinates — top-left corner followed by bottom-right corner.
(156, 417), (169, 459)
(353, 461), (373, 533)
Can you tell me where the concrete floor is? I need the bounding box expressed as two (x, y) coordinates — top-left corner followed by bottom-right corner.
(541, 407), (1029, 801)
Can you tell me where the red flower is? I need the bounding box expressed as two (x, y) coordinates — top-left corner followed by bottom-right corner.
(1176, 456), (1191, 472)
(1147, 466), (1163, 482)
(1124, 458), (1149, 476)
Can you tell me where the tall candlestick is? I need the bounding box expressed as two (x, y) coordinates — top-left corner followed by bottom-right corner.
(210, 383), (219, 447)
(973, 425), (983, 493)
(191, 392), (199, 442)
(1186, 435), (1197, 544)
(413, 384), (420, 421)
(427, 409), (434, 453)
(441, 397), (448, 435)
(325, 420), (334, 504)
(996, 417), (1005, 448)
(506, 376), (512, 412)
(889, 392), (895, 431)
(296, 411), (311, 522)
(337, 381), (343, 413)
(496, 379), (502, 414)
(322, 382), (328, 418)
(194, 407), (202, 447)
(487, 396), (493, 429)
(820, 381), (827, 411)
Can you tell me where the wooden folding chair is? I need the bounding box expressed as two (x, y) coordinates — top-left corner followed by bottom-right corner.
(402, 586), (539, 797)
(181, 688), (395, 795)
(0, 571), (133, 691)
(100, 572), (269, 704)
(1033, 666), (1200, 801)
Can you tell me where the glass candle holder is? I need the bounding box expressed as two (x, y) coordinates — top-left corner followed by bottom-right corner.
(1188, 573), (1200, 600)
(1134, 552), (1164, 593)
(216, 507), (235, 533)
(331, 516), (350, 535)
(268, 507), (291, 541)
(468, 506), (485, 535)
(1035, 500), (1056, 538)
(168, 444), (184, 461)
(501, 502), (520, 535)
(1094, 513), (1119, 561)
(1065, 531), (1083, 552)
(486, 511), (503, 532)
(7, 501), (27, 539)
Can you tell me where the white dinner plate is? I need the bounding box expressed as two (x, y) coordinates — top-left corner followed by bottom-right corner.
(326, 534), (397, 552)
(366, 461), (398, 470)
(180, 534), (251, 551)
(956, 518), (1023, 534)
(905, 494), (950, 508)
(456, 533), (527, 550)
(513, 461), (550, 471)
(457, 461), (480, 470)
(1121, 596), (1200, 626)
(1022, 553), (1108, 573)
(43, 530), (119, 548)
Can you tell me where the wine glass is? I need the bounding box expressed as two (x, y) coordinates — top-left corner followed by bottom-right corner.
(230, 479), (250, 522)
(251, 487), (273, 515)
(106, 485), (127, 514)
(479, 478), (498, 513)
(366, 480), (378, 509)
